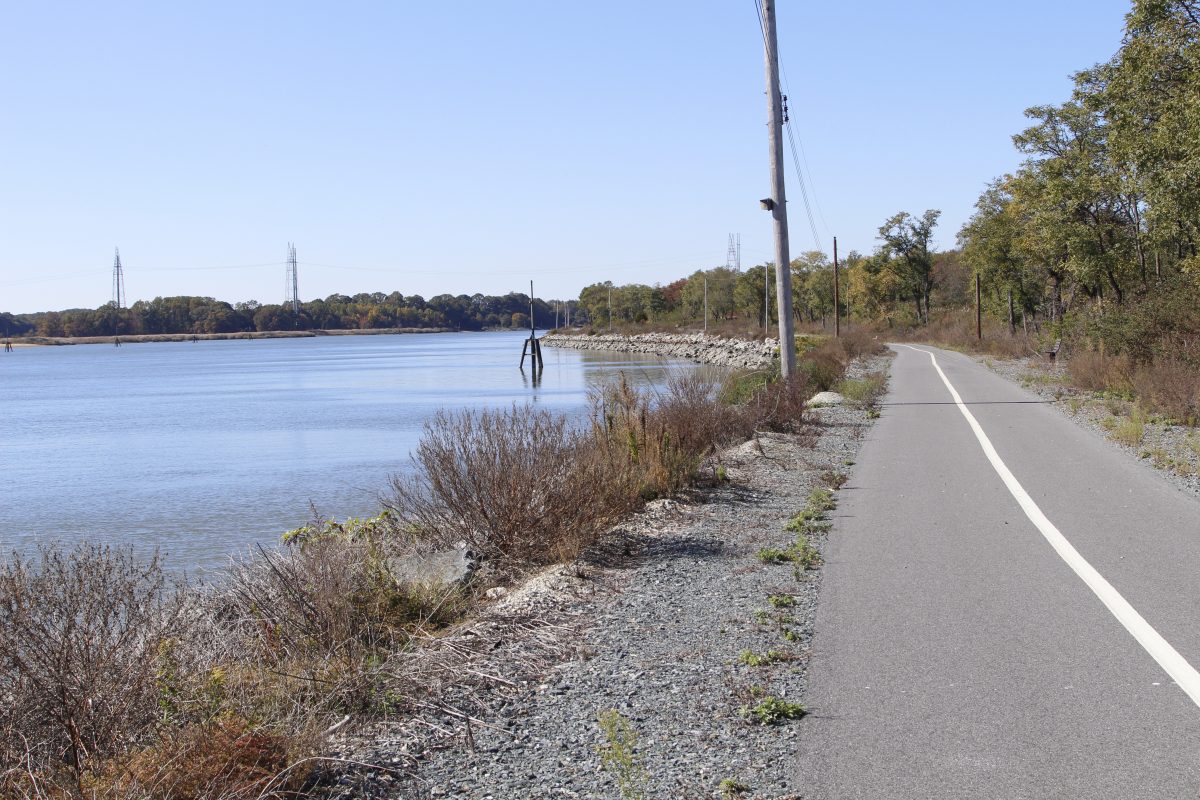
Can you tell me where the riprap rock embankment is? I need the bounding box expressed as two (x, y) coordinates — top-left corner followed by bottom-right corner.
(540, 332), (776, 369)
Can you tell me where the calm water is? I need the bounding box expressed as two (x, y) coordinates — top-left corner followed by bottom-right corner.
(0, 332), (694, 572)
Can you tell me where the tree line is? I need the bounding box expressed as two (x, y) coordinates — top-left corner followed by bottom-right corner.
(3, 292), (576, 338)
(574, 213), (965, 333)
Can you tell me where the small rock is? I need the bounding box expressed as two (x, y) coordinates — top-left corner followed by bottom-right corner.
(808, 390), (846, 406)
(386, 546), (477, 589)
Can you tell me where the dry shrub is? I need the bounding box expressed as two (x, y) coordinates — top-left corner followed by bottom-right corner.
(594, 372), (756, 497)
(798, 341), (847, 392)
(745, 376), (810, 432)
(835, 329), (888, 360)
(95, 719), (302, 800)
(0, 544), (188, 782)
(1133, 360), (1200, 425)
(387, 406), (639, 568)
(208, 522), (467, 727)
(386, 372), (762, 571)
(892, 309), (1032, 358)
(1067, 350), (1135, 394)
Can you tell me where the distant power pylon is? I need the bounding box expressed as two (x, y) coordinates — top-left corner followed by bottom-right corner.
(725, 233), (741, 271)
(112, 247), (126, 309)
(284, 243), (299, 313)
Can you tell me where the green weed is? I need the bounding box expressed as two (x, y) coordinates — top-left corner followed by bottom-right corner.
(719, 778), (750, 798)
(738, 696), (807, 725)
(737, 649), (795, 667)
(1113, 417), (1145, 447)
(597, 709), (648, 800)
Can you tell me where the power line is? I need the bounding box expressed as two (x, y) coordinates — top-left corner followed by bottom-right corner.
(751, 0), (828, 252)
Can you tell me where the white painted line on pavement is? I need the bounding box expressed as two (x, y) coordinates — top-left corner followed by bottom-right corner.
(897, 344), (1200, 708)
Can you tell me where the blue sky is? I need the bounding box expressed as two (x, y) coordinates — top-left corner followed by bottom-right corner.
(0, 1), (1132, 313)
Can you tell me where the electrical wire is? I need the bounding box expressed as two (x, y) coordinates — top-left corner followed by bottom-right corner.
(751, 0), (830, 252)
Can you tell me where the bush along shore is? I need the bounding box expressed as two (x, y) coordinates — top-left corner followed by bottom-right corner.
(0, 332), (886, 800)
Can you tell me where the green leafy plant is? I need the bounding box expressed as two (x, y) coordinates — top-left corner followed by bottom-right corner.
(719, 778), (751, 798)
(738, 696), (807, 725)
(737, 649), (795, 667)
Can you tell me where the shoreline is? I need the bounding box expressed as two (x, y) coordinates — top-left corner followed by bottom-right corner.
(4, 327), (467, 347)
(541, 331), (777, 369)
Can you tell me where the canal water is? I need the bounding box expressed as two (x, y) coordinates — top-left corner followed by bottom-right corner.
(0, 332), (693, 572)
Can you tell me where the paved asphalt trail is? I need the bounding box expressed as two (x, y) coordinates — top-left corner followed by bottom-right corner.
(794, 345), (1200, 799)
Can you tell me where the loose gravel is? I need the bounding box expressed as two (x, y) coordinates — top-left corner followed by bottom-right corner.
(981, 355), (1200, 499)
(325, 354), (890, 799)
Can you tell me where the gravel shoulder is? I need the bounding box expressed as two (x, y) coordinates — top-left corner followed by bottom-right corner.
(980, 355), (1200, 499)
(326, 354), (891, 799)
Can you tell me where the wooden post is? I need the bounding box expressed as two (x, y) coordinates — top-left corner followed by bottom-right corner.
(761, 0), (796, 377)
(833, 236), (840, 338)
(975, 274), (982, 341)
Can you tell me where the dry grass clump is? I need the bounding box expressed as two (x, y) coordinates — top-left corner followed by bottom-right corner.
(1133, 360), (1200, 425)
(1067, 351), (1199, 425)
(1067, 350), (1134, 394)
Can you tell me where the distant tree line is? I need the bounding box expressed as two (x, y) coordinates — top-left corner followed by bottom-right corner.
(573, 230), (968, 334)
(4, 292), (577, 338)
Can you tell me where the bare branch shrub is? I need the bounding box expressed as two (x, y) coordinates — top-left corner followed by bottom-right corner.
(0, 543), (188, 782)
(745, 375), (811, 432)
(387, 406), (639, 568)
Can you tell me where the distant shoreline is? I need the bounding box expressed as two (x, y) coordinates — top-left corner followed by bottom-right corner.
(4, 327), (463, 346)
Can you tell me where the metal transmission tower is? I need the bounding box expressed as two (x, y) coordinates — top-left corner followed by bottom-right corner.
(725, 233), (741, 270)
(284, 243), (299, 313)
(112, 247), (126, 308)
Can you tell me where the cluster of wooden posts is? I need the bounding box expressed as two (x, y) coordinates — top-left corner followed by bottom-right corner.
(519, 280), (544, 373)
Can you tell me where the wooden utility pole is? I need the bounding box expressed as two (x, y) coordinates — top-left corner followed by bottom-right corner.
(833, 236), (840, 338)
(975, 274), (982, 340)
(703, 275), (708, 335)
(764, 263), (770, 336)
(761, 0), (796, 377)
